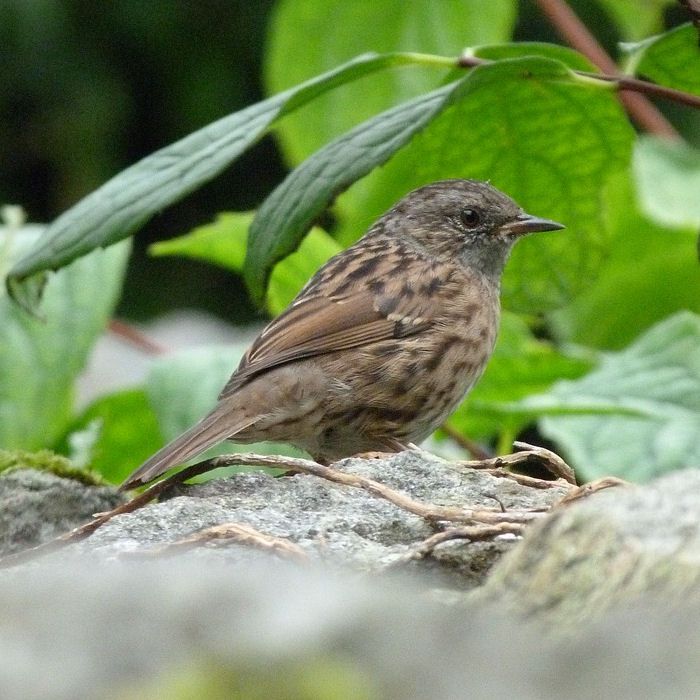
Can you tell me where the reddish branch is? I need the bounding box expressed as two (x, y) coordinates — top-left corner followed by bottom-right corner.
(457, 54), (700, 113)
(108, 319), (166, 355)
(534, 0), (681, 139)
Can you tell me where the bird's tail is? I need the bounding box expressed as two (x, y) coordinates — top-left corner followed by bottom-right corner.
(120, 408), (256, 491)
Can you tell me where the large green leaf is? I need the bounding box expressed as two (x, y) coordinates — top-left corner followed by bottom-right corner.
(265, 0), (517, 165)
(0, 223), (130, 450)
(596, 0), (671, 41)
(244, 79), (461, 300)
(623, 23), (700, 95)
(149, 212), (253, 272)
(319, 41), (602, 248)
(247, 53), (634, 308)
(550, 173), (700, 350)
(633, 136), (700, 228)
(150, 213), (341, 316)
(537, 312), (700, 482)
(6, 51), (448, 312)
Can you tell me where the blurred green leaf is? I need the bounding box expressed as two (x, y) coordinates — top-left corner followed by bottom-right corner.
(7, 52), (447, 312)
(146, 346), (304, 473)
(147, 346), (245, 442)
(59, 389), (163, 483)
(633, 136), (700, 228)
(550, 173), (700, 349)
(0, 224), (129, 450)
(537, 312), (700, 482)
(596, 0), (670, 41)
(446, 313), (592, 442)
(150, 212), (253, 271)
(265, 0), (517, 165)
(473, 42), (596, 70)
(624, 23), (700, 95)
(150, 214), (341, 316)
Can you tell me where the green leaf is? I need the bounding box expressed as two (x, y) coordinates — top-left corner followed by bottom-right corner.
(265, 0), (517, 165)
(595, 0), (670, 41)
(58, 389), (164, 483)
(633, 136), (700, 228)
(150, 212), (341, 316)
(247, 54), (634, 307)
(624, 23), (700, 95)
(473, 42), (596, 70)
(244, 79), (461, 299)
(146, 346), (305, 468)
(0, 224), (130, 450)
(446, 313), (592, 442)
(6, 52), (445, 312)
(537, 312), (700, 482)
(149, 212), (252, 271)
(550, 173), (700, 350)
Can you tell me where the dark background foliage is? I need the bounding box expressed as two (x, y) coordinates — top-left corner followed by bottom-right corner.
(1, 0), (691, 322)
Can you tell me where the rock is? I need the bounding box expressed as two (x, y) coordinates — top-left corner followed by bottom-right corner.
(5, 457), (700, 696)
(2, 557), (700, 700)
(73, 451), (568, 588)
(477, 468), (700, 628)
(0, 468), (125, 556)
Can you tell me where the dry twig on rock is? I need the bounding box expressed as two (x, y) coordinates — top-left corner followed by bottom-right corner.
(124, 521), (309, 562)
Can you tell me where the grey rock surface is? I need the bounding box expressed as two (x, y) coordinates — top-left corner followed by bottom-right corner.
(4, 458), (700, 696)
(478, 468), (700, 627)
(0, 469), (125, 556)
(2, 557), (700, 700)
(76, 451), (568, 587)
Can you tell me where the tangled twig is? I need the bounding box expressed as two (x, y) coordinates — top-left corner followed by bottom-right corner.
(0, 446), (587, 569)
(125, 521), (309, 562)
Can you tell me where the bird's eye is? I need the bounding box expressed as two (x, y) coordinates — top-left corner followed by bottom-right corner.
(459, 207), (481, 228)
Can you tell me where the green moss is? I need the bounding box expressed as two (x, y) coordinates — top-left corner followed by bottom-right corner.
(114, 657), (377, 700)
(0, 449), (108, 486)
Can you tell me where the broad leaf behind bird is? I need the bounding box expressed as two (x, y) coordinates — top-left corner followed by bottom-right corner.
(121, 180), (563, 490)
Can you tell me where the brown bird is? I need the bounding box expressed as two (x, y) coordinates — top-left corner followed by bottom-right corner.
(121, 180), (563, 490)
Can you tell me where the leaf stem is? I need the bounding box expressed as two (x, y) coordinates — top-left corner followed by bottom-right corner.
(533, 0), (681, 139)
(457, 55), (700, 114)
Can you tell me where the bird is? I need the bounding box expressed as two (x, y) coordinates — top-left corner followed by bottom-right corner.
(121, 179), (563, 490)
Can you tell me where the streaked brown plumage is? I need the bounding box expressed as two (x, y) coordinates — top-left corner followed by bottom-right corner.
(121, 180), (563, 490)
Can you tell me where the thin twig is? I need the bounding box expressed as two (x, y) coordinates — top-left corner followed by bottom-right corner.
(440, 423), (492, 460)
(108, 319), (167, 355)
(0, 450), (557, 569)
(556, 476), (628, 506)
(458, 441), (577, 485)
(399, 522), (527, 563)
(457, 54), (700, 114)
(467, 467), (567, 490)
(125, 521), (309, 562)
(0, 460), (218, 568)
(578, 72), (700, 110)
(534, 0), (680, 138)
(194, 454), (546, 525)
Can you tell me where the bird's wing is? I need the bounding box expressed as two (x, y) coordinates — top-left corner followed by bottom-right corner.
(219, 259), (449, 399)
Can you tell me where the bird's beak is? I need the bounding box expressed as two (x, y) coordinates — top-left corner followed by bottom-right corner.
(499, 213), (565, 238)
